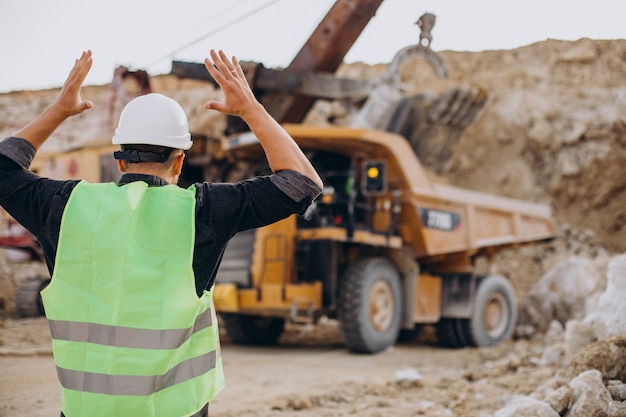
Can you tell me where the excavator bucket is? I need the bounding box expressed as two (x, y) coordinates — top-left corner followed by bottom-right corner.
(386, 85), (488, 173)
(349, 16), (489, 175)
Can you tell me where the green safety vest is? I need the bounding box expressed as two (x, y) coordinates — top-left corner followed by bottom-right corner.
(41, 181), (225, 417)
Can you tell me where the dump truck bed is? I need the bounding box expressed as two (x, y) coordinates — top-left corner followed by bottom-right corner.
(410, 181), (554, 258)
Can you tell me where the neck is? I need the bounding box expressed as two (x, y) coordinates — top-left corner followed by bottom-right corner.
(124, 165), (177, 185)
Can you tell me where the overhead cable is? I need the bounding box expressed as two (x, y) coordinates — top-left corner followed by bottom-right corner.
(144, 0), (285, 69)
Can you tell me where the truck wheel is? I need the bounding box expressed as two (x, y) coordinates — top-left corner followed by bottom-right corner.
(220, 313), (285, 346)
(338, 257), (402, 354)
(465, 274), (517, 347)
(15, 277), (50, 318)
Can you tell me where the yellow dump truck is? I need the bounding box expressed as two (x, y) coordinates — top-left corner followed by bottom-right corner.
(210, 123), (555, 353)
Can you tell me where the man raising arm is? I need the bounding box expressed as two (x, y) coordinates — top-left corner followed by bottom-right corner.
(204, 49), (322, 188)
(0, 49), (321, 417)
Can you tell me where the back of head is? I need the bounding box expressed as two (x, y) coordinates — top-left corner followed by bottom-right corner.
(112, 93), (192, 153)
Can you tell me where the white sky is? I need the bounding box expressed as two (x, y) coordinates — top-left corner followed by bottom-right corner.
(1, 0), (624, 93)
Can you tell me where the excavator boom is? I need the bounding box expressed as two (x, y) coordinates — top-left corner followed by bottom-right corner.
(275, 0), (384, 122)
(171, 0), (384, 130)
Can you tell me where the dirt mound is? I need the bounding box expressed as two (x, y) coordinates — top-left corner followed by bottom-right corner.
(442, 39), (626, 255)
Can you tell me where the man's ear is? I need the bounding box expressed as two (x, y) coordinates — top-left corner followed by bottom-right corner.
(173, 152), (185, 176)
(117, 159), (127, 173)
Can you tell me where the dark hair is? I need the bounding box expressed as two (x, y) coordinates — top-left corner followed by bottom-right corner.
(115, 144), (180, 166)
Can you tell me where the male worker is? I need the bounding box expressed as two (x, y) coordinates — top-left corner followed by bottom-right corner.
(0, 49), (322, 416)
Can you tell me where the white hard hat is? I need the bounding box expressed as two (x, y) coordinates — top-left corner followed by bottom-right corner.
(112, 93), (192, 150)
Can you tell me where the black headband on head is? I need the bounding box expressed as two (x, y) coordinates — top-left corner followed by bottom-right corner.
(113, 148), (174, 162)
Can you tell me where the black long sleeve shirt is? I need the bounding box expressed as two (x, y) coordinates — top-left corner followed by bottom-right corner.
(0, 136), (321, 295)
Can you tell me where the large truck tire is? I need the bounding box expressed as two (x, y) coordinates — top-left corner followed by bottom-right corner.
(220, 313), (285, 346)
(464, 274), (517, 347)
(338, 257), (402, 354)
(15, 277), (50, 318)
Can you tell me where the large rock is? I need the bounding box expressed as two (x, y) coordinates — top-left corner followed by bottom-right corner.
(564, 320), (596, 361)
(567, 370), (612, 417)
(524, 257), (604, 331)
(585, 254), (626, 339)
(541, 386), (572, 415)
(569, 337), (626, 382)
(493, 396), (559, 417)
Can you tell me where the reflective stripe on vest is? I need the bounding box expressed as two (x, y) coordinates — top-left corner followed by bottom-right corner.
(56, 350), (217, 396)
(41, 181), (225, 417)
(48, 307), (213, 349)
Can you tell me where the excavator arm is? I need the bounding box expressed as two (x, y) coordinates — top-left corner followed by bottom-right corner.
(171, 0), (384, 132)
(171, 2), (488, 175)
(267, 0), (384, 123)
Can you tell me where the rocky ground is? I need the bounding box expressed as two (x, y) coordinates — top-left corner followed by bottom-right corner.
(1, 314), (625, 417)
(1, 38), (626, 416)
